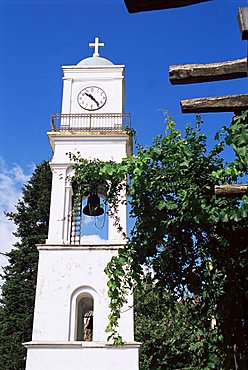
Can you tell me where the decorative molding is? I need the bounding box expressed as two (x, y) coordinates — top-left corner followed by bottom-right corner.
(37, 243), (126, 251)
(23, 341), (141, 349)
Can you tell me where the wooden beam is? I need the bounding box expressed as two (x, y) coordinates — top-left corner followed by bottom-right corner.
(238, 7), (248, 40)
(169, 58), (247, 85)
(181, 94), (248, 113)
(124, 0), (210, 13)
(215, 185), (248, 198)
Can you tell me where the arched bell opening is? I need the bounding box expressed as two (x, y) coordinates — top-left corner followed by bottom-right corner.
(83, 192), (104, 217)
(76, 293), (94, 341)
(70, 184), (108, 244)
(81, 192), (108, 242)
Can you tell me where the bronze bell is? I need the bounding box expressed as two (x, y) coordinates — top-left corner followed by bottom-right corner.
(83, 193), (104, 217)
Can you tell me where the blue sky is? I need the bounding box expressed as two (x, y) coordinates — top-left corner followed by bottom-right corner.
(0, 0), (247, 266)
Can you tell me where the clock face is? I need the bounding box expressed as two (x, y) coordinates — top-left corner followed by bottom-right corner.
(77, 86), (107, 111)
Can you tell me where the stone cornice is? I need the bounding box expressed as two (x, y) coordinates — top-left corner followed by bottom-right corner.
(47, 132), (130, 140)
(23, 341), (141, 349)
(39, 243), (126, 251)
(62, 65), (125, 71)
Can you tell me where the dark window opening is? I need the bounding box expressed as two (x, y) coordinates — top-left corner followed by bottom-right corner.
(76, 294), (94, 341)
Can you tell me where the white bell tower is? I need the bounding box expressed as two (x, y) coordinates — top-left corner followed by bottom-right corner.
(24, 38), (140, 370)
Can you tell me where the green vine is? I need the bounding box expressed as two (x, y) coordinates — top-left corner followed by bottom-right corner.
(69, 152), (138, 343)
(212, 110), (248, 222)
(70, 112), (248, 368)
(212, 110), (248, 180)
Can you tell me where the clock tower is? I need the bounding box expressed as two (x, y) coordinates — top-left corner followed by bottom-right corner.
(24, 38), (140, 370)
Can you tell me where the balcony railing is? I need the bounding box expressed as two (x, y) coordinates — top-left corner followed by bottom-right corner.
(50, 113), (131, 133)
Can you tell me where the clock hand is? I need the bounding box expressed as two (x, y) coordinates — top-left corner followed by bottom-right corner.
(85, 93), (99, 107)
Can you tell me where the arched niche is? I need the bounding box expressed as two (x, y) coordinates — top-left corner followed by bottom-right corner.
(69, 286), (99, 342)
(76, 293), (94, 341)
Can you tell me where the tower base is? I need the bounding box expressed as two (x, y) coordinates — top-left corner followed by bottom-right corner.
(24, 341), (140, 370)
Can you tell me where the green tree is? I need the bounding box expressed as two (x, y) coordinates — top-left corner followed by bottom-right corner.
(134, 281), (221, 370)
(0, 161), (52, 370)
(72, 112), (248, 369)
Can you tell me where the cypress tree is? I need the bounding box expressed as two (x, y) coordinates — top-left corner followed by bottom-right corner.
(0, 161), (52, 370)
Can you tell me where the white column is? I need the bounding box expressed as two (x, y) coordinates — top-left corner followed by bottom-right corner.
(63, 180), (72, 244)
(61, 78), (73, 114)
(46, 164), (68, 244)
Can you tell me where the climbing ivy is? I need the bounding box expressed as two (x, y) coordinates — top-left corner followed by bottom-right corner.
(71, 112), (248, 368)
(212, 110), (248, 224)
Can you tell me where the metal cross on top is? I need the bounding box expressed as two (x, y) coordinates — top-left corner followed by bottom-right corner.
(89, 37), (104, 57)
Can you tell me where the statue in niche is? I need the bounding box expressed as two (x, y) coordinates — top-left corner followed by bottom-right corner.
(83, 310), (93, 341)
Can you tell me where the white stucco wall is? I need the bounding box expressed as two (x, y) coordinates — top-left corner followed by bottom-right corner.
(32, 245), (134, 342)
(46, 134), (131, 245)
(25, 244), (140, 370)
(61, 66), (125, 114)
(24, 343), (140, 370)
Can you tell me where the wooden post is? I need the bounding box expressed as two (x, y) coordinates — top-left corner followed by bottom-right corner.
(238, 7), (248, 40)
(124, 0), (210, 13)
(169, 58), (247, 85)
(181, 94), (248, 113)
(215, 184), (248, 197)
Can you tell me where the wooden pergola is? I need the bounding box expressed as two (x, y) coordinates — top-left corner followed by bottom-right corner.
(124, 0), (248, 197)
(124, 0), (210, 13)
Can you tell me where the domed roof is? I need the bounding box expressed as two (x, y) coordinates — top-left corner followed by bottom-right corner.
(77, 56), (114, 66)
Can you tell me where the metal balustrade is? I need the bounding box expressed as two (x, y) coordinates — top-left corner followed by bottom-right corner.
(50, 113), (131, 133)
